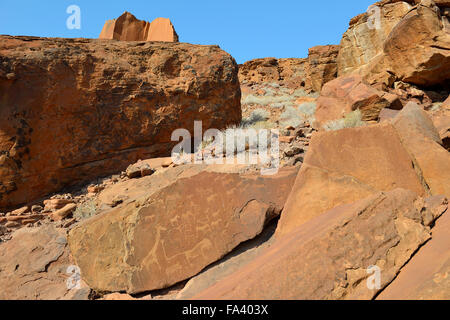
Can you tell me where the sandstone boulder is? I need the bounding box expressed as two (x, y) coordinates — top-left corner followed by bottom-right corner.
(392, 102), (450, 197)
(383, 0), (450, 86)
(305, 45), (340, 92)
(378, 195), (449, 300)
(338, 0), (450, 88)
(276, 122), (426, 236)
(315, 74), (402, 128)
(193, 189), (436, 299)
(147, 17), (179, 42)
(0, 35), (241, 211)
(99, 12), (179, 42)
(337, 1), (413, 80)
(0, 225), (90, 300)
(68, 167), (298, 294)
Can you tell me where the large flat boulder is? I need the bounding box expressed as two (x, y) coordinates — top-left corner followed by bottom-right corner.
(0, 35), (241, 211)
(193, 189), (437, 299)
(0, 225), (90, 300)
(68, 167), (298, 294)
(276, 122), (426, 236)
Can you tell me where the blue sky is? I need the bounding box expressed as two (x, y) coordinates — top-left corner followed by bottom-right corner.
(0, 0), (375, 64)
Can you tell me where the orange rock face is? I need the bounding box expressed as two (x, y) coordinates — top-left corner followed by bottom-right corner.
(338, 0), (450, 88)
(0, 225), (90, 300)
(68, 168), (298, 294)
(392, 102), (450, 198)
(315, 74), (402, 127)
(276, 122), (426, 236)
(378, 195), (449, 300)
(99, 12), (179, 42)
(193, 189), (436, 300)
(0, 36), (241, 211)
(238, 45), (339, 92)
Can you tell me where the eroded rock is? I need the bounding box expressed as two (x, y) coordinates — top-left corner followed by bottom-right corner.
(0, 35), (241, 211)
(193, 189), (436, 299)
(68, 167), (298, 294)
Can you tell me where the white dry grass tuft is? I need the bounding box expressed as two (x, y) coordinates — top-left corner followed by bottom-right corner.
(323, 109), (367, 131)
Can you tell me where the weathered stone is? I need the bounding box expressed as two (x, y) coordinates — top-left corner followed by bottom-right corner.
(379, 108), (400, 122)
(238, 58), (307, 88)
(378, 196), (449, 300)
(147, 17), (179, 42)
(44, 199), (74, 212)
(10, 206), (29, 216)
(239, 45), (339, 92)
(193, 189), (434, 299)
(283, 146), (303, 157)
(50, 203), (77, 221)
(0, 225), (90, 300)
(68, 167), (298, 294)
(99, 12), (179, 42)
(276, 122), (426, 236)
(305, 45), (340, 92)
(338, 0), (450, 88)
(0, 35), (241, 211)
(392, 102), (450, 197)
(383, 0), (450, 86)
(337, 1), (412, 79)
(315, 75), (402, 127)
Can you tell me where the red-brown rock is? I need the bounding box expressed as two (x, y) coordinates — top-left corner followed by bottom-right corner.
(0, 35), (241, 211)
(378, 195), (449, 300)
(338, 0), (450, 88)
(392, 102), (450, 197)
(238, 45), (339, 92)
(68, 167), (298, 294)
(0, 225), (90, 300)
(99, 12), (179, 42)
(315, 75), (402, 127)
(276, 122), (426, 236)
(193, 189), (435, 299)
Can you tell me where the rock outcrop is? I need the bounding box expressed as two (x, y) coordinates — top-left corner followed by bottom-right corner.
(0, 36), (241, 211)
(193, 189), (439, 299)
(276, 122), (426, 236)
(305, 45), (341, 92)
(238, 45), (339, 92)
(378, 195), (449, 300)
(337, 0), (450, 88)
(238, 57), (308, 89)
(68, 167), (298, 294)
(392, 102), (450, 197)
(315, 74), (402, 126)
(99, 12), (179, 42)
(0, 225), (90, 300)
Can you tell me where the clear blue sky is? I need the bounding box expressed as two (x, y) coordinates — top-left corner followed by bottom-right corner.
(0, 0), (375, 64)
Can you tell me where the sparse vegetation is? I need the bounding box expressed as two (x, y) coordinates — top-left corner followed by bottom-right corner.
(322, 109), (366, 131)
(73, 199), (97, 220)
(242, 108), (270, 126)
